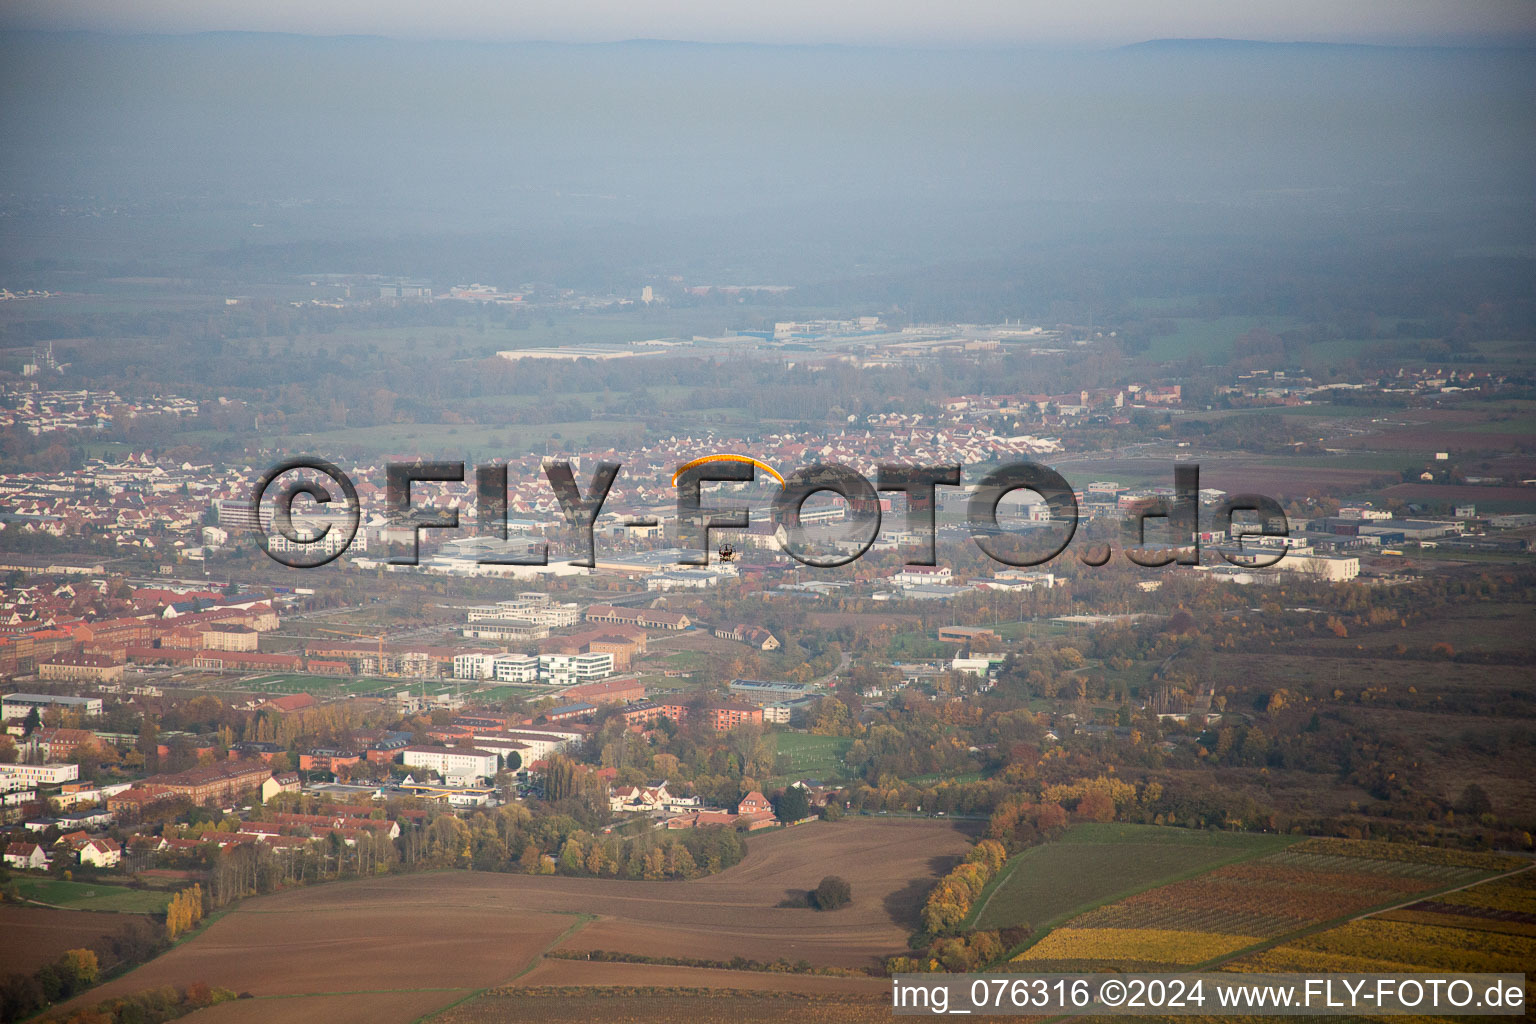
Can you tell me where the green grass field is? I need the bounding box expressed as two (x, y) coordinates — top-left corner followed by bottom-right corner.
(242, 673), (405, 697)
(904, 771), (983, 786)
(970, 823), (1298, 933)
(13, 878), (171, 914)
(772, 733), (852, 781)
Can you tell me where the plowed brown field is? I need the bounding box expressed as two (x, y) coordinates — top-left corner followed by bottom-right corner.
(55, 819), (972, 1024)
(0, 905), (153, 975)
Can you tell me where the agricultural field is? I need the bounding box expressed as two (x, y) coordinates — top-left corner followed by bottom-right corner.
(0, 905), (155, 975)
(1135, 315), (1297, 364)
(972, 824), (1295, 933)
(1008, 838), (1521, 971)
(1232, 866), (1536, 976)
(54, 819), (971, 1024)
(12, 877), (173, 913)
(434, 988), (894, 1024)
(1201, 604), (1536, 824)
(52, 890), (581, 1022)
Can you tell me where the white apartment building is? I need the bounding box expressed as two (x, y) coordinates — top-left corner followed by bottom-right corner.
(0, 762), (80, 785)
(1, 776), (38, 808)
(452, 651), (537, 682)
(493, 653), (540, 683)
(401, 745), (498, 785)
(470, 734), (532, 765)
(538, 651), (613, 686)
(489, 728), (582, 763)
(453, 653), (498, 680)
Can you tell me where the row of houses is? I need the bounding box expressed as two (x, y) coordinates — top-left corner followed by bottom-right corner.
(608, 781), (778, 831)
(3, 832), (121, 871)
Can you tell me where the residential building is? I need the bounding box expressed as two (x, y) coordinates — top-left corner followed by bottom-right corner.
(539, 651), (613, 685)
(25, 727), (102, 760)
(3, 841), (47, 870)
(709, 702), (764, 732)
(108, 760), (271, 813)
(2, 693), (105, 720)
(261, 772), (302, 802)
(493, 653), (540, 684)
(544, 702), (597, 723)
(197, 623), (259, 651)
(0, 762), (80, 786)
(38, 653), (124, 684)
(76, 837), (121, 868)
(562, 677), (644, 705)
(401, 745), (498, 785)
(735, 790), (777, 829)
(728, 679), (814, 704)
(452, 652), (498, 680)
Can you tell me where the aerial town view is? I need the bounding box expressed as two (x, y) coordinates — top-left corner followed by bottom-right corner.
(0, 2), (1533, 1023)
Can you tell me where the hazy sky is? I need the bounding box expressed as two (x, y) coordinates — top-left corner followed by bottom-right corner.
(3, 0), (1535, 47)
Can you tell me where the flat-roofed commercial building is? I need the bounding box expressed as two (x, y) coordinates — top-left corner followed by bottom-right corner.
(461, 619), (549, 641)
(0, 762), (80, 786)
(2, 692), (105, 720)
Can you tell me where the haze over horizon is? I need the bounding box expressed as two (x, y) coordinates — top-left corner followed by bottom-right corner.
(2, 0), (1535, 49)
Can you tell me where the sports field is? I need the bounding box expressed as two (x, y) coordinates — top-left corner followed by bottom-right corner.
(772, 733), (853, 780)
(242, 672), (407, 697)
(13, 877), (173, 914)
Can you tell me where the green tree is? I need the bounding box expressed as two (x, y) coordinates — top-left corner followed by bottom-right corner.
(810, 875), (851, 911)
(775, 786), (810, 823)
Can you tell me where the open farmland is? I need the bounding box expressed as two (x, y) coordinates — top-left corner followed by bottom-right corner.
(972, 823), (1294, 933)
(0, 905), (155, 976)
(435, 988), (895, 1024)
(52, 895), (581, 1022)
(1232, 866), (1536, 976)
(512, 959), (885, 993)
(1008, 838), (1520, 971)
(182, 991), (473, 1024)
(54, 820), (970, 1024)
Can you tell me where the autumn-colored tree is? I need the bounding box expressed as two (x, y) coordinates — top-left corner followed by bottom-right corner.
(1076, 788), (1115, 822)
(61, 948), (99, 987)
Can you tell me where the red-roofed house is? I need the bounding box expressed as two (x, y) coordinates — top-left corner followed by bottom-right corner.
(262, 693), (317, 714)
(3, 841), (48, 870)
